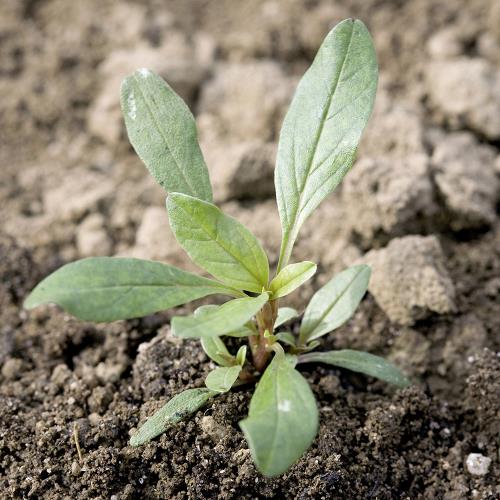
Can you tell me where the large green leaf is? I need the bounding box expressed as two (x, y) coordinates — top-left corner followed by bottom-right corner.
(130, 388), (216, 447)
(24, 257), (242, 322)
(299, 264), (371, 344)
(205, 366), (242, 393)
(297, 350), (410, 387)
(239, 351), (318, 477)
(172, 293), (268, 339)
(121, 69), (212, 201)
(167, 193), (269, 292)
(197, 304), (254, 337)
(269, 261), (317, 299)
(224, 326), (254, 338)
(275, 19), (378, 270)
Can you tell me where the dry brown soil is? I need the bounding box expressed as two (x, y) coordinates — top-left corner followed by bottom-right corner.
(1, 0), (499, 498)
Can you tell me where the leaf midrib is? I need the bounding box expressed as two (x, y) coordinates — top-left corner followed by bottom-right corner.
(302, 267), (364, 338)
(261, 359), (283, 472)
(132, 75), (200, 199)
(287, 22), (355, 239)
(47, 283), (228, 291)
(174, 199), (265, 287)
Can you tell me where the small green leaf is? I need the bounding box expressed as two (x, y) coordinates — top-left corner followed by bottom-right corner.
(130, 388), (216, 447)
(236, 345), (247, 366)
(269, 261), (317, 299)
(121, 69), (212, 201)
(297, 350), (410, 387)
(299, 264), (371, 344)
(24, 257), (242, 322)
(276, 331), (296, 347)
(167, 193), (269, 292)
(201, 336), (234, 367)
(239, 352), (318, 477)
(172, 293), (268, 339)
(275, 307), (299, 328)
(275, 19), (378, 270)
(205, 365), (242, 393)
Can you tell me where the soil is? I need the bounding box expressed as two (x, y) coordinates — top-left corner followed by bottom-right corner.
(1, 0), (499, 498)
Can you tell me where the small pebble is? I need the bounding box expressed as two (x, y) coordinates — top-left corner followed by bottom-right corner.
(1, 358), (23, 380)
(71, 461), (81, 476)
(466, 453), (491, 476)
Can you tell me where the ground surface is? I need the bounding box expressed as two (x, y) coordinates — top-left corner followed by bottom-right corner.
(1, 0), (499, 498)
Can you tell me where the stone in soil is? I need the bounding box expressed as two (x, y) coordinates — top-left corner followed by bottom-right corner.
(426, 56), (500, 140)
(198, 61), (296, 142)
(431, 131), (499, 231)
(341, 154), (437, 245)
(362, 235), (456, 325)
(202, 140), (277, 202)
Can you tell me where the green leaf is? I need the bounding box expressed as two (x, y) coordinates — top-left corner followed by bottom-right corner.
(297, 350), (411, 387)
(239, 352), (318, 477)
(121, 69), (212, 202)
(275, 19), (378, 270)
(224, 326), (254, 338)
(172, 293), (268, 339)
(201, 336), (234, 367)
(196, 305), (254, 337)
(205, 365), (242, 393)
(24, 257), (242, 322)
(130, 388), (216, 447)
(299, 264), (371, 344)
(275, 307), (299, 328)
(167, 193), (269, 292)
(276, 331), (296, 347)
(269, 261), (317, 299)
(236, 345), (247, 366)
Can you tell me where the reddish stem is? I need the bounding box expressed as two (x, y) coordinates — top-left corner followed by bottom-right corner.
(249, 299), (278, 373)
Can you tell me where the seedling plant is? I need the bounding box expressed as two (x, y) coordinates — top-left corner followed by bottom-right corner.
(25, 19), (410, 477)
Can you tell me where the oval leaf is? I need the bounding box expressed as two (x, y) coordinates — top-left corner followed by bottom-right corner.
(239, 353), (318, 477)
(298, 350), (410, 387)
(121, 69), (212, 201)
(167, 193), (269, 292)
(130, 388), (216, 447)
(201, 336), (234, 367)
(172, 293), (268, 339)
(269, 261), (317, 299)
(299, 264), (371, 344)
(205, 365), (242, 393)
(276, 331), (296, 347)
(275, 307), (299, 328)
(24, 257), (241, 322)
(275, 19), (378, 270)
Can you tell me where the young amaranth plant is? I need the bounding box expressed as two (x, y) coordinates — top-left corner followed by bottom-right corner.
(24, 19), (410, 477)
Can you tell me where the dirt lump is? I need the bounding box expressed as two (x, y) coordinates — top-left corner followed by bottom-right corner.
(363, 235), (456, 325)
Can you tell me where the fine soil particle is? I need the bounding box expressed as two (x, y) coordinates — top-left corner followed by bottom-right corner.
(1, 0), (499, 498)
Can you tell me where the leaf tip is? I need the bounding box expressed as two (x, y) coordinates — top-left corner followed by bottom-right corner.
(129, 434), (141, 447)
(22, 292), (36, 310)
(136, 67), (153, 79)
(397, 374), (412, 389)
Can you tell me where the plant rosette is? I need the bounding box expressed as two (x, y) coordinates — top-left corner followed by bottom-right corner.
(24, 19), (410, 477)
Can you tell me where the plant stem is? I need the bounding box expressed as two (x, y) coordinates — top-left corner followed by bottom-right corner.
(234, 367), (257, 386)
(250, 299), (278, 373)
